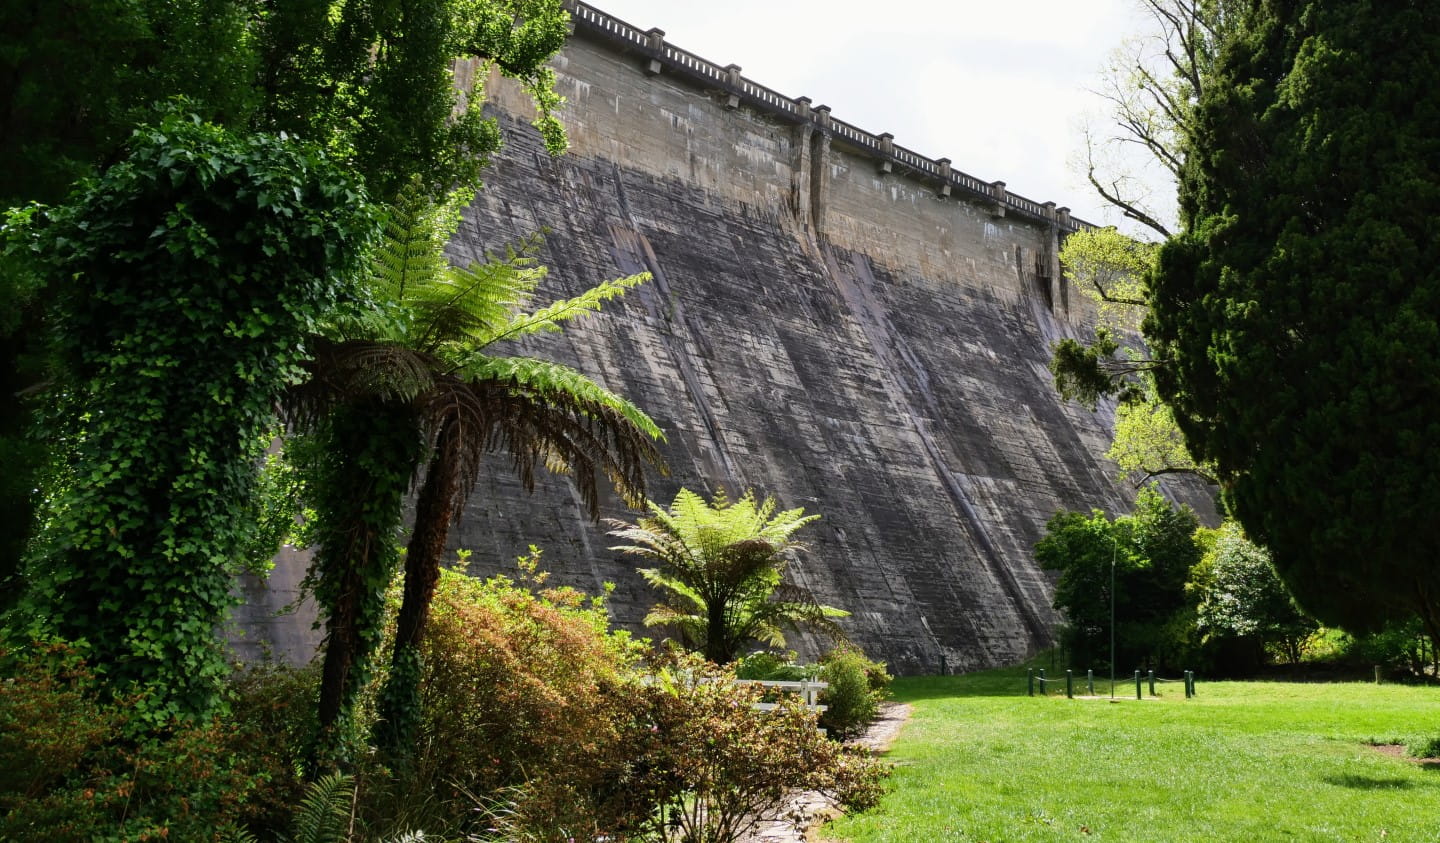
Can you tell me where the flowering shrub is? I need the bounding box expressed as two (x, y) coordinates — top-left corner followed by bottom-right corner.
(626, 654), (890, 842)
(405, 561), (648, 836)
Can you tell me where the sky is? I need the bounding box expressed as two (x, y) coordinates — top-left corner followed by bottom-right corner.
(581, 0), (1171, 233)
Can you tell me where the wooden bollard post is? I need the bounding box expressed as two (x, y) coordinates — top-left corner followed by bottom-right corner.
(1038, 668), (1046, 696)
(1066, 669), (1074, 699)
(1148, 670), (1155, 697)
(1087, 669), (1094, 696)
(1134, 670), (1142, 700)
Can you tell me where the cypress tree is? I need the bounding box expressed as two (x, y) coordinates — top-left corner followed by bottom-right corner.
(1147, 0), (1440, 644)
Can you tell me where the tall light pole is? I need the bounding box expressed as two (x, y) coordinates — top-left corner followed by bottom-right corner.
(1110, 532), (1117, 700)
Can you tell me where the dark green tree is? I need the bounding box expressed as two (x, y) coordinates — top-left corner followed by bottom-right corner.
(1146, 0), (1440, 650)
(608, 488), (847, 665)
(7, 112), (374, 720)
(1037, 487), (1200, 671)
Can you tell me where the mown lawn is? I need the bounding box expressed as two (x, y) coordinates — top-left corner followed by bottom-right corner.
(825, 666), (1440, 842)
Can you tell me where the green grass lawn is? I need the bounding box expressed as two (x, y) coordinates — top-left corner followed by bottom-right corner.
(825, 665), (1440, 842)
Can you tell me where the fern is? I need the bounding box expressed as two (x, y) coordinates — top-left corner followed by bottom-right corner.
(478, 271), (651, 345)
(458, 354), (665, 442)
(608, 488), (841, 664)
(287, 772), (355, 843)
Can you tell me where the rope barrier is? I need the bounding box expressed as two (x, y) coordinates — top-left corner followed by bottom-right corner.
(1027, 668), (1197, 699)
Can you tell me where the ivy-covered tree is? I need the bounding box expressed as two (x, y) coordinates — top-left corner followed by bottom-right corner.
(1146, 0), (1440, 650)
(6, 112), (374, 720)
(608, 488), (847, 666)
(1, 0), (572, 595)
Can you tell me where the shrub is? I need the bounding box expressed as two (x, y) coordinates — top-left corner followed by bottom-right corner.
(624, 655), (890, 843)
(819, 644), (892, 739)
(1345, 617), (1438, 679)
(391, 562), (647, 837)
(734, 650), (819, 681)
(0, 641), (307, 841)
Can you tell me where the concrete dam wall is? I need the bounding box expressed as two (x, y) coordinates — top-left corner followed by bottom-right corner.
(235, 2), (1179, 674)
(435, 3), (1152, 676)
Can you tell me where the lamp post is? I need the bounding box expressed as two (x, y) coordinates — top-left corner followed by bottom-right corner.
(1110, 532), (1117, 700)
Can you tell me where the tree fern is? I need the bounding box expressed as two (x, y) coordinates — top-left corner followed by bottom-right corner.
(610, 488), (843, 664)
(292, 181), (665, 765)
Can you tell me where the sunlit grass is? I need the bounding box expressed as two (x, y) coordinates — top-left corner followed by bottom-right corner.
(826, 664), (1440, 842)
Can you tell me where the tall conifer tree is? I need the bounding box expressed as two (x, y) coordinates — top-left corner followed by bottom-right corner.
(1147, 1), (1440, 645)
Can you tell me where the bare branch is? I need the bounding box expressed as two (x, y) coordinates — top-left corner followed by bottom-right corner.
(1087, 165), (1172, 238)
(1134, 465), (1219, 487)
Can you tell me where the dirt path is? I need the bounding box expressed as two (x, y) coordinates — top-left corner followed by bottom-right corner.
(739, 701), (913, 843)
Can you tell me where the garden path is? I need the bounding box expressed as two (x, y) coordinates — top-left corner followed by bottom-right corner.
(740, 701), (913, 843)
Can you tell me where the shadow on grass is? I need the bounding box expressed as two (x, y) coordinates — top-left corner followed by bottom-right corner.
(1321, 774), (1414, 790)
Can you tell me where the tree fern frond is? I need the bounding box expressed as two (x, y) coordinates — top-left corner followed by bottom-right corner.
(460, 354), (665, 442)
(479, 271), (650, 345)
(286, 339), (437, 430)
(412, 251), (547, 352)
(366, 180), (456, 311)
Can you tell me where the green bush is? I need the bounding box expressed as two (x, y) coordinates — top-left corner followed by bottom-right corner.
(621, 654), (889, 843)
(819, 645), (892, 739)
(1345, 617), (1437, 679)
(385, 563), (648, 838)
(0, 641), (307, 841)
(734, 650), (819, 681)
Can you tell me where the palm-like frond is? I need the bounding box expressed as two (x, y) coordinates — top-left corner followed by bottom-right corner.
(288, 772), (355, 843)
(426, 353), (662, 515)
(476, 270), (650, 345)
(609, 488), (839, 663)
(285, 338), (437, 430)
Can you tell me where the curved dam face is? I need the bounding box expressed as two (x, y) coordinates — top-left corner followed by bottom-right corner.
(430, 8), (1154, 677)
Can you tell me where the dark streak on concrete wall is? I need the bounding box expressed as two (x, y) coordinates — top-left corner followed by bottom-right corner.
(431, 16), (1219, 674)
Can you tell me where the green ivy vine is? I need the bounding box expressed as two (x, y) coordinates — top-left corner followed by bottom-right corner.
(7, 110), (376, 722)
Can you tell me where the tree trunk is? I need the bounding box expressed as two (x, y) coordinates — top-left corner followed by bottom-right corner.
(376, 440), (462, 757)
(316, 558), (362, 733)
(705, 597), (730, 665)
(307, 402), (419, 773)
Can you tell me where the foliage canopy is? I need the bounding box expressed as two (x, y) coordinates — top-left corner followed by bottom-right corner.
(1146, 0), (1440, 647)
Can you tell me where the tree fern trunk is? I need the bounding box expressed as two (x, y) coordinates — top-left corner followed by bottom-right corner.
(376, 439), (462, 757)
(705, 598), (730, 665)
(304, 403), (420, 773)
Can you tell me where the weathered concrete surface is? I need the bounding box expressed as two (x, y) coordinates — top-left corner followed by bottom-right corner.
(232, 13), (1213, 673)
(429, 26), (1212, 676)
